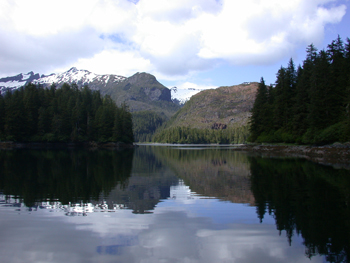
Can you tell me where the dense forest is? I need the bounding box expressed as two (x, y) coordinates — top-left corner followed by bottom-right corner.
(152, 125), (249, 144)
(0, 83), (134, 143)
(249, 36), (350, 144)
(132, 110), (166, 142)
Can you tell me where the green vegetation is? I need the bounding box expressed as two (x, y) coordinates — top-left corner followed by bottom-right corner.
(152, 125), (249, 144)
(132, 111), (167, 142)
(249, 36), (350, 144)
(99, 72), (181, 142)
(0, 83), (134, 143)
(151, 83), (258, 144)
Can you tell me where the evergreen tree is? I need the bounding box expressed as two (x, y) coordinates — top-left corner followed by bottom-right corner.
(308, 50), (332, 130)
(293, 44), (317, 136)
(274, 67), (287, 130)
(345, 38), (350, 135)
(249, 77), (269, 141)
(284, 58), (297, 130)
(23, 83), (40, 138)
(0, 83), (134, 144)
(0, 95), (4, 139)
(4, 88), (26, 141)
(326, 35), (347, 123)
(249, 36), (350, 144)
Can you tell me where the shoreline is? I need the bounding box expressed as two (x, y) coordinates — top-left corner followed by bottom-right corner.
(234, 143), (350, 169)
(1, 141), (349, 168)
(137, 142), (350, 168)
(0, 141), (136, 150)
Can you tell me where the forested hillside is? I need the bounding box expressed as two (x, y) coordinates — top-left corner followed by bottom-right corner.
(0, 83), (134, 143)
(249, 36), (350, 144)
(0, 69), (180, 143)
(101, 72), (181, 142)
(152, 83), (257, 144)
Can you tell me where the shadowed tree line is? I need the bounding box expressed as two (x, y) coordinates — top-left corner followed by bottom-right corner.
(152, 125), (249, 144)
(249, 36), (350, 144)
(249, 156), (350, 262)
(0, 83), (134, 143)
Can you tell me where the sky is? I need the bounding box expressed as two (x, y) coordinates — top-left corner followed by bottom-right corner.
(0, 0), (349, 90)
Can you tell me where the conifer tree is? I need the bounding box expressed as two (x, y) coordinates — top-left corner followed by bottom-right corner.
(292, 44), (317, 136)
(327, 35), (346, 123)
(0, 83), (134, 144)
(308, 50), (332, 130)
(0, 95), (4, 139)
(273, 67), (287, 130)
(249, 77), (269, 141)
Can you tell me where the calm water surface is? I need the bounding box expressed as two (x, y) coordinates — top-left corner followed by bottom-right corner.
(0, 145), (349, 263)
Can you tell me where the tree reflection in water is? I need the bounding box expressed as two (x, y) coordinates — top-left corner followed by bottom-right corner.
(1, 147), (350, 262)
(0, 149), (134, 206)
(249, 156), (350, 263)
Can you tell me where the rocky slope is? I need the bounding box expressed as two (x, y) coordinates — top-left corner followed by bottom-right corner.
(166, 82), (258, 129)
(102, 72), (179, 117)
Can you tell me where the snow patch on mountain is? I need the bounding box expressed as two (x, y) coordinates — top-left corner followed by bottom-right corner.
(0, 72), (41, 93)
(170, 82), (216, 104)
(0, 68), (127, 94)
(33, 67), (126, 87)
(0, 69), (216, 104)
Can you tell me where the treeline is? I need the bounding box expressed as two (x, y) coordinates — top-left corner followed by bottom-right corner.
(152, 125), (249, 144)
(0, 83), (134, 143)
(132, 111), (166, 142)
(249, 36), (350, 144)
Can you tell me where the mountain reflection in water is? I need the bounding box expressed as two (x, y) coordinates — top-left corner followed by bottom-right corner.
(0, 146), (349, 263)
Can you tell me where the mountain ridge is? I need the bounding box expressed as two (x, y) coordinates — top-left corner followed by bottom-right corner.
(0, 68), (203, 104)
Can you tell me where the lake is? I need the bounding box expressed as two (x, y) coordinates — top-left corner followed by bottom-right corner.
(0, 145), (349, 263)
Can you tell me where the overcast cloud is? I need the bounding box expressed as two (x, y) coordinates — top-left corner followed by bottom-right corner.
(0, 0), (347, 82)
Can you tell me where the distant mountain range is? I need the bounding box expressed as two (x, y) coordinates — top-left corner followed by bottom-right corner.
(0, 67), (123, 91)
(0, 68), (258, 142)
(0, 67), (201, 105)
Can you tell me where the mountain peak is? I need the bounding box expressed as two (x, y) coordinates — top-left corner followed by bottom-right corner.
(67, 67), (78, 73)
(128, 72), (157, 85)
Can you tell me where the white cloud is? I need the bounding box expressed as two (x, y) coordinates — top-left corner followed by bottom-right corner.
(72, 49), (152, 77)
(197, 0), (346, 64)
(0, 0), (346, 78)
(8, 0), (97, 35)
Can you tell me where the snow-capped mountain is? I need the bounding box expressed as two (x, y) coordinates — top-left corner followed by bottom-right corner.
(0, 67), (127, 94)
(0, 68), (202, 103)
(0, 71), (41, 92)
(33, 67), (126, 90)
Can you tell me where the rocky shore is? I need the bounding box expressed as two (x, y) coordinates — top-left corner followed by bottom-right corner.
(234, 143), (350, 169)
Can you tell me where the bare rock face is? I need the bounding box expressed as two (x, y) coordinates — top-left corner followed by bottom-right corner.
(123, 72), (172, 102)
(211, 123), (227, 130)
(128, 72), (157, 85)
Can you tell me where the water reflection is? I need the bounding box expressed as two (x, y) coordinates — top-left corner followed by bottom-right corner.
(249, 156), (350, 262)
(0, 149), (134, 206)
(0, 146), (349, 262)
